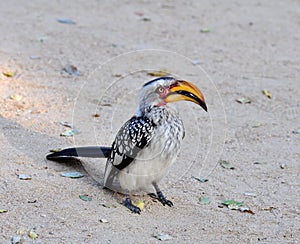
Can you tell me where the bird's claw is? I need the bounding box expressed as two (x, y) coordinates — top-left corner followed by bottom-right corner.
(157, 191), (173, 207)
(125, 198), (141, 214)
(160, 198), (173, 207)
(163, 199), (173, 207)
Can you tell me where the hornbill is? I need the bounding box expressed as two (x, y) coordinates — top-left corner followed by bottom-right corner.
(47, 77), (207, 214)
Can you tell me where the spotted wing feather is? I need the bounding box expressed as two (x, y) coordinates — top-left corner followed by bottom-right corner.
(104, 116), (155, 189)
(110, 116), (154, 170)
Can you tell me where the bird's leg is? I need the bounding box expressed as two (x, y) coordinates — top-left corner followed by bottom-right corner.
(124, 192), (141, 214)
(152, 183), (173, 207)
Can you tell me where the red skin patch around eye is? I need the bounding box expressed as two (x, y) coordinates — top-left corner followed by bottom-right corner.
(159, 87), (169, 99)
(157, 87), (170, 106)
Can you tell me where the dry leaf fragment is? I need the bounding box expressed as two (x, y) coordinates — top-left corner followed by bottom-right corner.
(262, 206), (276, 212)
(0, 209), (7, 213)
(239, 207), (255, 214)
(29, 229), (38, 239)
(219, 160), (235, 169)
(100, 218), (109, 223)
(17, 228), (26, 235)
(100, 103), (112, 107)
(249, 121), (263, 128)
(199, 196), (211, 204)
(154, 233), (173, 241)
(200, 28), (211, 33)
(100, 203), (117, 208)
(222, 199), (244, 210)
(30, 55), (41, 60)
(262, 89), (272, 99)
(57, 18), (76, 24)
(147, 70), (170, 77)
(60, 128), (80, 137)
(292, 128), (300, 134)
(79, 194), (92, 201)
(191, 59), (201, 65)
(49, 148), (62, 153)
(134, 200), (145, 210)
(39, 36), (48, 43)
(10, 94), (23, 101)
(280, 163), (287, 169)
(61, 172), (85, 178)
(244, 192), (257, 197)
(11, 236), (22, 244)
(2, 71), (15, 77)
(28, 199), (37, 203)
(236, 97), (251, 104)
(62, 64), (81, 76)
(141, 17), (151, 21)
(18, 174), (32, 180)
(60, 121), (74, 128)
(193, 176), (208, 182)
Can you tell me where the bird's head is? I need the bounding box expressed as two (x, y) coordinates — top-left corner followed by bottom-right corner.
(138, 76), (207, 113)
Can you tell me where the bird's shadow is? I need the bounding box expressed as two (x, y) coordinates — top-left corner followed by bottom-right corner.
(0, 114), (116, 200)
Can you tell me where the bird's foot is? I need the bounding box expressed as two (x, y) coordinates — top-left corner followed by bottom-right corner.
(125, 196), (141, 214)
(157, 191), (173, 207)
(151, 183), (173, 207)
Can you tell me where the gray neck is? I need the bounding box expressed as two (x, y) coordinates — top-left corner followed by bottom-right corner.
(137, 104), (180, 126)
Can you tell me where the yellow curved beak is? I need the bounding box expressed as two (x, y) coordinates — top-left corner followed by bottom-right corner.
(165, 80), (207, 112)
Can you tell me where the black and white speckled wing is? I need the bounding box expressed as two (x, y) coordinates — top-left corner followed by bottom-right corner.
(104, 116), (155, 189)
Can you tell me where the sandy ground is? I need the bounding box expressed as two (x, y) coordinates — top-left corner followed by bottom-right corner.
(1, 0), (299, 243)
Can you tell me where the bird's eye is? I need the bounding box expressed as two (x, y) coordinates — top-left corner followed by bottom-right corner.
(157, 87), (164, 94)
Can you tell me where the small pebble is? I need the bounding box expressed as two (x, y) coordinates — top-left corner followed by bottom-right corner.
(30, 55), (41, 60)
(280, 163), (287, 169)
(154, 233), (173, 241)
(18, 174), (32, 180)
(292, 128), (300, 134)
(11, 236), (22, 244)
(191, 59), (201, 65)
(57, 18), (76, 24)
(244, 192), (257, 197)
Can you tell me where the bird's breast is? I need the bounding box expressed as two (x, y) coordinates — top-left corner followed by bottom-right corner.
(114, 107), (185, 193)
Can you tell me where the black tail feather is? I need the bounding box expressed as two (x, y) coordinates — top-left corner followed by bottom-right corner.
(46, 146), (112, 160)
